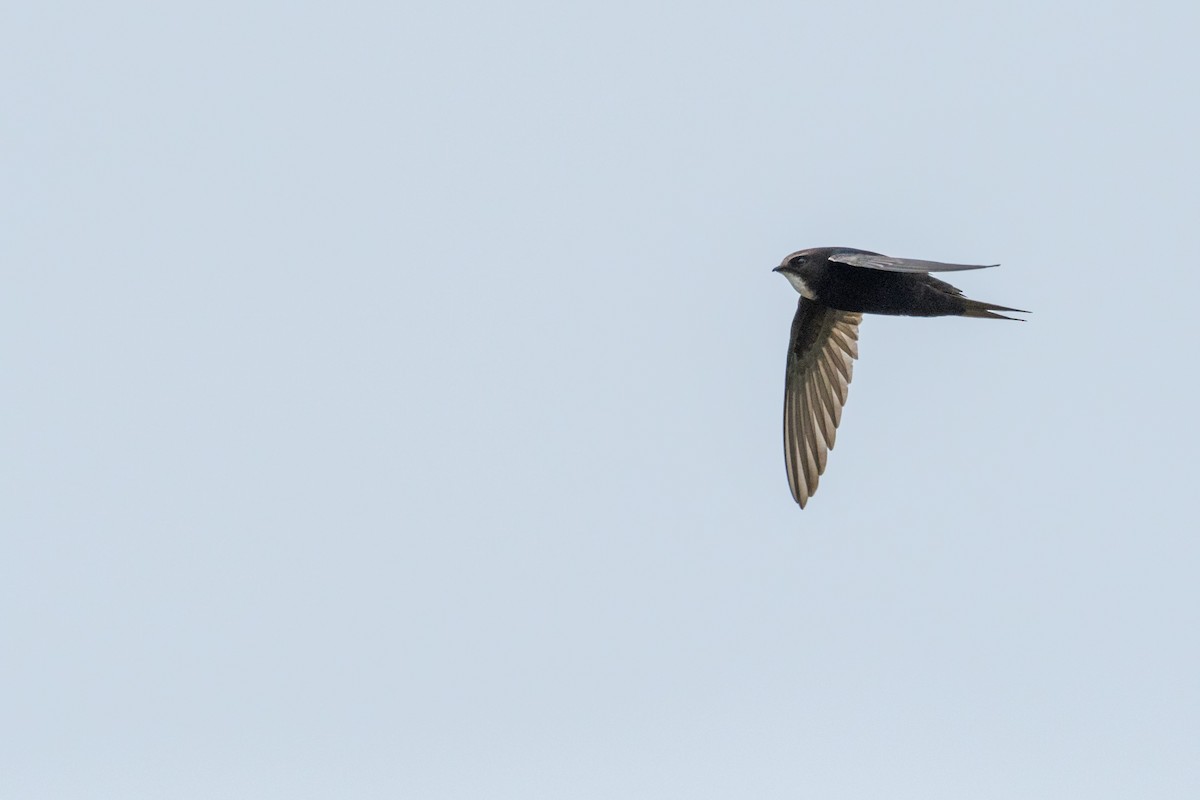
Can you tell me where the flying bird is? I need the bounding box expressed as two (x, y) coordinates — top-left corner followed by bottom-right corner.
(773, 246), (1027, 508)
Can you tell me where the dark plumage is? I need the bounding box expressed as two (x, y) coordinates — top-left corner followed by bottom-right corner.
(773, 246), (1028, 508)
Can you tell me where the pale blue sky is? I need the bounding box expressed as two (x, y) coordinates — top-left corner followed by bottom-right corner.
(4, 1), (1198, 797)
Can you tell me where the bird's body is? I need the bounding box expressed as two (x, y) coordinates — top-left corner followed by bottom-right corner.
(786, 258), (972, 316)
(774, 246), (1027, 508)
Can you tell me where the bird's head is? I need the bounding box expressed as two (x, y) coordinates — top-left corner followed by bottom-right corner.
(773, 250), (821, 298)
(774, 246), (871, 276)
(773, 248), (820, 276)
(773, 247), (850, 299)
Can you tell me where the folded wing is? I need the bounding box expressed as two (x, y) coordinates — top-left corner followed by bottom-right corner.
(828, 252), (998, 272)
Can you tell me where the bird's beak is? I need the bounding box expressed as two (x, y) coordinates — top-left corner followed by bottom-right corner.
(771, 265), (783, 273)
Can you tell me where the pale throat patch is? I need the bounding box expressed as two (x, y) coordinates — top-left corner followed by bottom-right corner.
(782, 271), (816, 300)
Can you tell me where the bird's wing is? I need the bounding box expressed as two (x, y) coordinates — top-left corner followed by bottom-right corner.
(783, 299), (862, 508)
(828, 252), (998, 272)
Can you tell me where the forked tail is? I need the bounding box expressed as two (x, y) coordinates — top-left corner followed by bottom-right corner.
(961, 299), (1030, 321)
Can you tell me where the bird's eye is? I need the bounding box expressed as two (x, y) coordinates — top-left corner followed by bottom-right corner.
(790, 256), (807, 267)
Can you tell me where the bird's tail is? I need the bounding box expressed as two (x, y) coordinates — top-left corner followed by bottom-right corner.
(961, 299), (1030, 321)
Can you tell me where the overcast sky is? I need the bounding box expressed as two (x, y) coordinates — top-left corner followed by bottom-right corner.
(4, 1), (1199, 797)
